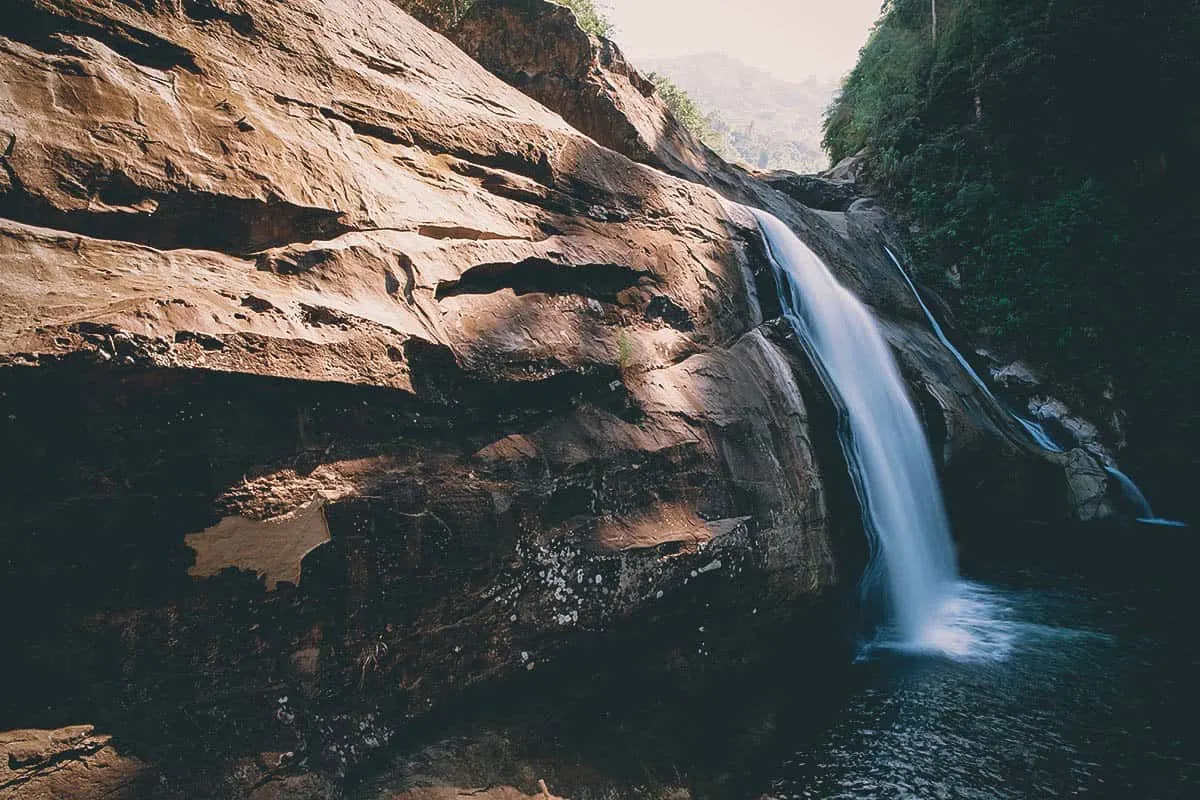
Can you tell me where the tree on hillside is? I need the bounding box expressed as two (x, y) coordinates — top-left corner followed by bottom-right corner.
(647, 73), (731, 155)
(824, 0), (1200, 513)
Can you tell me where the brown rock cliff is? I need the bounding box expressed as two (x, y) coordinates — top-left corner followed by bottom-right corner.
(0, 0), (859, 793)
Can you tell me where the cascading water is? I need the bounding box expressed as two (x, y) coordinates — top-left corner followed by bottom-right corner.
(883, 246), (1186, 528)
(752, 209), (968, 650)
(1105, 467), (1154, 517)
(1104, 466), (1187, 527)
(881, 246), (1064, 453)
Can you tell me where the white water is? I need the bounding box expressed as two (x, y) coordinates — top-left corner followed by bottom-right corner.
(882, 247), (1186, 528)
(1104, 466), (1188, 527)
(1105, 466), (1154, 517)
(882, 246), (1065, 453)
(1016, 416), (1065, 453)
(753, 210), (967, 649)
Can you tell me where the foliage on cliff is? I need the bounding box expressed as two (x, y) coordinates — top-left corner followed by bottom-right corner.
(644, 53), (834, 173)
(399, 0), (611, 36)
(647, 73), (730, 156)
(554, 0), (612, 37)
(396, 0), (467, 29)
(824, 0), (1200, 504)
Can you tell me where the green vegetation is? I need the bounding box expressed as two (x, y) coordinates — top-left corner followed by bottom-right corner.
(647, 73), (730, 155)
(825, 0), (1199, 508)
(396, 0), (469, 30)
(397, 0), (611, 37)
(616, 329), (634, 372)
(554, 0), (612, 38)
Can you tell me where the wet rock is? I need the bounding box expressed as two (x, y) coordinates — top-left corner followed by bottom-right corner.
(1063, 449), (1117, 522)
(1029, 396), (1113, 464)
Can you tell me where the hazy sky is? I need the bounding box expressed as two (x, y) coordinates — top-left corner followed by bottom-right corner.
(604, 0), (883, 83)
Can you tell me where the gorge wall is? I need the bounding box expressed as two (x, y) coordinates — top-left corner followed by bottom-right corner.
(0, 0), (1124, 797)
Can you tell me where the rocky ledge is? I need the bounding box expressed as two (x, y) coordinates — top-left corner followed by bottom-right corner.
(0, 0), (1126, 797)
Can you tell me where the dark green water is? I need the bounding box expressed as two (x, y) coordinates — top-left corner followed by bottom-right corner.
(767, 542), (1200, 799)
(357, 524), (1198, 800)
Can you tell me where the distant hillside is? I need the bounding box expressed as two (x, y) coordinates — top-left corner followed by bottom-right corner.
(638, 53), (839, 174)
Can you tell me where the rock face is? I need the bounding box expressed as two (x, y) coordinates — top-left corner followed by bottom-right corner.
(760, 172), (861, 212)
(452, 0), (719, 184)
(453, 0), (1123, 533)
(0, 0), (863, 794)
(0, 0), (1125, 796)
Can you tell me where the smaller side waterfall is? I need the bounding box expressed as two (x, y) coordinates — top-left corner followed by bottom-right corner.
(882, 247), (1063, 453)
(883, 246), (1186, 528)
(1105, 467), (1153, 517)
(1014, 416), (1064, 454)
(1105, 467), (1188, 527)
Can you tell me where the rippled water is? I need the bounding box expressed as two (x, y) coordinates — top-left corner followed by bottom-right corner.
(768, 563), (1200, 799)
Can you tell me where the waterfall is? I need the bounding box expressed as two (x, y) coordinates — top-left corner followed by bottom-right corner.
(752, 209), (957, 645)
(1015, 416), (1064, 453)
(881, 246), (1064, 453)
(1104, 467), (1153, 517)
(883, 247), (1186, 528)
(1105, 466), (1187, 527)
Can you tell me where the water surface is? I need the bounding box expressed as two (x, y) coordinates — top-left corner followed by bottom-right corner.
(768, 557), (1200, 799)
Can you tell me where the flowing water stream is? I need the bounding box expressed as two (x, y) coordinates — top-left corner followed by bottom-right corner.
(752, 209), (1009, 658)
(881, 246), (1186, 529)
(749, 213), (1198, 797)
(880, 246), (1064, 454)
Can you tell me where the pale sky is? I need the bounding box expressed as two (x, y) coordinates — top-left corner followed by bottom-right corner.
(603, 0), (883, 82)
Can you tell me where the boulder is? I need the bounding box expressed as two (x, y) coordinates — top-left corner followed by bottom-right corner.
(760, 171), (861, 212)
(823, 151), (868, 183)
(990, 361), (1043, 393)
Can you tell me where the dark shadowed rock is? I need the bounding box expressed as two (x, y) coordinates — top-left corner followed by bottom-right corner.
(761, 171), (862, 212)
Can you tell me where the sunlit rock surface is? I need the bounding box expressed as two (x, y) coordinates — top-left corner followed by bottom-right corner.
(0, 726), (149, 798)
(452, 0), (1122, 533)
